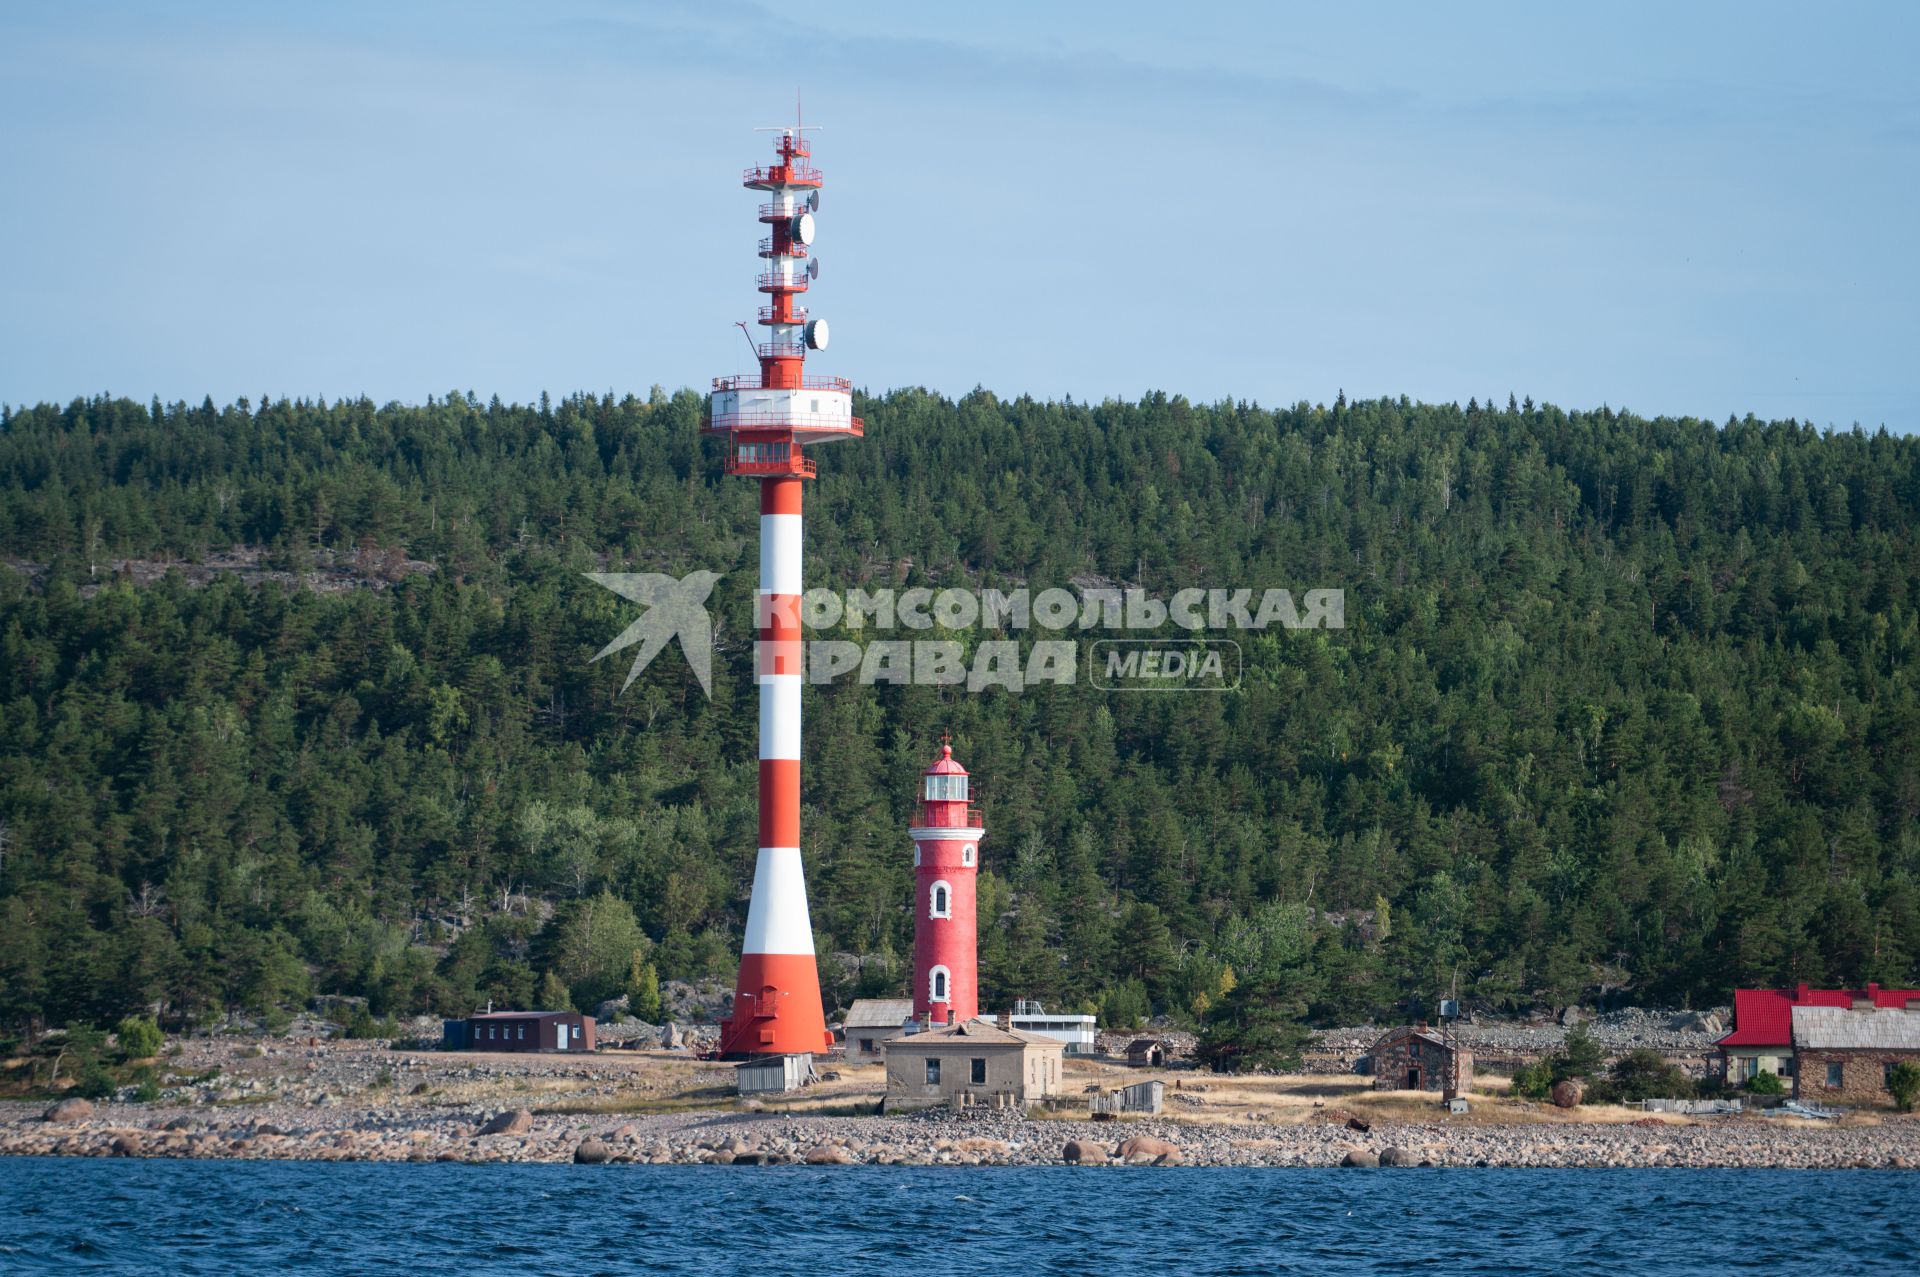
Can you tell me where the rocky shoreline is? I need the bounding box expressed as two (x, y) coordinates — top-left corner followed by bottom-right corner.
(6, 1100), (1916, 1170)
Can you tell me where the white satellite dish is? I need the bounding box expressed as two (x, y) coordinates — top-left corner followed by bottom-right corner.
(806, 257), (820, 281)
(792, 212), (816, 246)
(804, 318), (829, 350)
(807, 190), (820, 213)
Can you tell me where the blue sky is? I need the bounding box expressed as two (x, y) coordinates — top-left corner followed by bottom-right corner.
(2, 1), (1916, 430)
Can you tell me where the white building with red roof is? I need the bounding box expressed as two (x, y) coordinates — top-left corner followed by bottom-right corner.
(1717, 983), (1920, 1084)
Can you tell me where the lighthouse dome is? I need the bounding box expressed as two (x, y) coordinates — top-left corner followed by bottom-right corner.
(924, 741), (969, 776)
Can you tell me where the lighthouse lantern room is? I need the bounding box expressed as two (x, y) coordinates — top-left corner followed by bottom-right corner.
(911, 740), (985, 1025)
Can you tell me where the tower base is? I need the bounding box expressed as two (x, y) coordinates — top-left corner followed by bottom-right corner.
(717, 950), (834, 1056)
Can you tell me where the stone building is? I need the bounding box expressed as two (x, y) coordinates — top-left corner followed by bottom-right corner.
(841, 999), (913, 1059)
(1717, 983), (1920, 1084)
(1791, 1004), (1920, 1106)
(1368, 1022), (1472, 1095)
(881, 1018), (1065, 1112)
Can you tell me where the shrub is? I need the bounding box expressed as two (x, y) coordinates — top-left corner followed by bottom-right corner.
(1509, 1061), (1554, 1100)
(72, 1064), (115, 1100)
(1888, 1062), (1920, 1113)
(1605, 1048), (1697, 1103)
(1745, 1069), (1785, 1095)
(115, 1016), (164, 1060)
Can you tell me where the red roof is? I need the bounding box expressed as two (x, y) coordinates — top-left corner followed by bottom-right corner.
(1718, 984), (1920, 1047)
(924, 741), (968, 776)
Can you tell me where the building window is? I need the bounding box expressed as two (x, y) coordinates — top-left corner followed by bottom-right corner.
(971, 1058), (987, 1085)
(1827, 1062), (1844, 1088)
(930, 881), (951, 919)
(925, 1058), (941, 1084)
(1886, 1062), (1899, 1089)
(517, 1025), (524, 1040)
(925, 774), (968, 802)
(931, 966), (950, 1003)
(962, 847), (974, 867)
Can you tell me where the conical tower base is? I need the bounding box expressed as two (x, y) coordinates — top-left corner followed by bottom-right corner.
(718, 951), (833, 1057)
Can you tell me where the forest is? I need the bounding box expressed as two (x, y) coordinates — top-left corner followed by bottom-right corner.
(0, 386), (1916, 1040)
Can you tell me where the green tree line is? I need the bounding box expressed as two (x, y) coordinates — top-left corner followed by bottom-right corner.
(0, 387), (1915, 1036)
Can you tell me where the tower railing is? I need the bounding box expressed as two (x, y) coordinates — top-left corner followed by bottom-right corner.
(756, 271), (810, 293)
(712, 373), (853, 393)
(743, 163), (823, 187)
(705, 411), (864, 436)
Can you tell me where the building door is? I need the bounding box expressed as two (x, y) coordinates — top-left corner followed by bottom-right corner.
(1407, 1067), (1421, 1090)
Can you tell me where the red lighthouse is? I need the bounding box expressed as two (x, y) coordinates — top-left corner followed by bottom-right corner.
(707, 121), (863, 1057)
(911, 741), (984, 1024)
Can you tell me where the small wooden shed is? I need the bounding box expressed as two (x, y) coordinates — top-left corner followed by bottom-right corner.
(1126, 1038), (1168, 1068)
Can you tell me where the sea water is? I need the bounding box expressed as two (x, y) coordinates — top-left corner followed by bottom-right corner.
(1, 1158), (1915, 1275)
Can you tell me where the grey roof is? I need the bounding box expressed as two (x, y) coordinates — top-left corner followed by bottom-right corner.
(1792, 1005), (1920, 1051)
(841, 999), (914, 1031)
(882, 1018), (1065, 1049)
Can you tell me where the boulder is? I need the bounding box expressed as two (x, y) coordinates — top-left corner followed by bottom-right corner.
(478, 1109), (534, 1136)
(1061, 1139), (1107, 1165)
(595, 995), (630, 1022)
(1114, 1136), (1182, 1164)
(1344, 1116), (1372, 1134)
(661, 1021), (681, 1050)
(804, 1145), (856, 1165)
(731, 1152), (773, 1166)
(1550, 1080), (1584, 1109)
(1341, 1148), (1380, 1168)
(110, 1133), (144, 1157)
(573, 1139), (612, 1165)
(1559, 1006), (1588, 1027)
(43, 1098), (94, 1122)
(1379, 1145), (1415, 1167)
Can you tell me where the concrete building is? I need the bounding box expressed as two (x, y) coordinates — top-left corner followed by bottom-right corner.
(881, 1018), (1065, 1112)
(1717, 984), (1920, 1083)
(1369, 1023), (1472, 1095)
(841, 999), (913, 1059)
(1791, 1004), (1920, 1107)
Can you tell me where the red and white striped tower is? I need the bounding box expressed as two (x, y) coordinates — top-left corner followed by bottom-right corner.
(911, 740), (984, 1024)
(706, 123), (863, 1056)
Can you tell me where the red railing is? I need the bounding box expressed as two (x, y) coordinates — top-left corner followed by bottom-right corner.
(756, 341), (807, 360)
(743, 164), (822, 188)
(758, 237), (808, 259)
(725, 452), (817, 478)
(757, 271), (809, 293)
(706, 412), (864, 436)
(712, 373), (853, 393)
(757, 304), (807, 325)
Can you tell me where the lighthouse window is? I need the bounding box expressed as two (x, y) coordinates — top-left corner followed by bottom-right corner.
(962, 847), (974, 867)
(925, 775), (968, 802)
(931, 966), (951, 1003)
(930, 882), (951, 919)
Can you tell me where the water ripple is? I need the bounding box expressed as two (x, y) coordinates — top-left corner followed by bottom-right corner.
(0, 1159), (1916, 1275)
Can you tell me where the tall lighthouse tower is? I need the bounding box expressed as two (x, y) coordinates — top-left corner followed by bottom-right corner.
(911, 741), (985, 1024)
(708, 123), (863, 1057)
